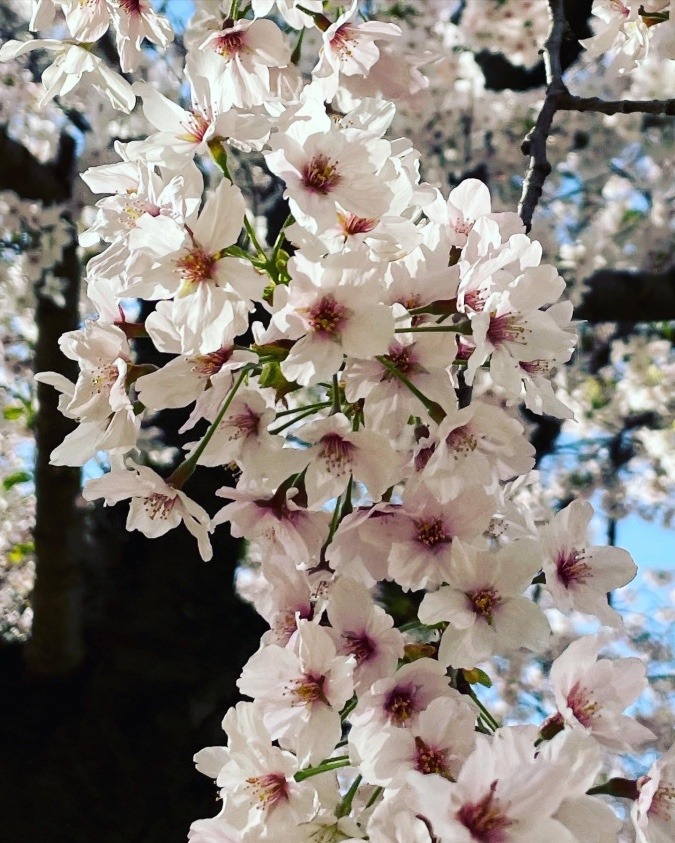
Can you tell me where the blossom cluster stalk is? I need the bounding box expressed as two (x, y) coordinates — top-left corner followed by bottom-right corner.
(5, 0), (675, 841)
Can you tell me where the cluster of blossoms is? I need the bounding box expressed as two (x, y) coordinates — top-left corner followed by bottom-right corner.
(3, 0), (675, 840)
(582, 0), (674, 72)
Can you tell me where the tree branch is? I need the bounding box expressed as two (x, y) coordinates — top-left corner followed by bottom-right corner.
(0, 124), (83, 675)
(518, 1), (674, 231)
(559, 93), (675, 115)
(575, 268), (675, 323)
(518, 0), (569, 230)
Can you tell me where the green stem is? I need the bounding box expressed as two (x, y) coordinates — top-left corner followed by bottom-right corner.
(340, 695), (358, 722)
(244, 215), (267, 260)
(273, 401), (331, 419)
(294, 756), (351, 782)
(337, 774), (362, 818)
(291, 27), (305, 65)
(331, 373), (341, 414)
(468, 687), (500, 731)
(268, 403), (325, 435)
(376, 355), (446, 424)
(167, 366), (251, 488)
(270, 214), (294, 265)
(587, 778), (639, 800)
(364, 786), (383, 811)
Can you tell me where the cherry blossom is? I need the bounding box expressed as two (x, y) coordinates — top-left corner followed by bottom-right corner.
(547, 633), (655, 751)
(540, 499), (638, 628)
(419, 538), (550, 668)
(633, 743), (675, 843)
(81, 462), (213, 561)
(237, 620), (355, 765)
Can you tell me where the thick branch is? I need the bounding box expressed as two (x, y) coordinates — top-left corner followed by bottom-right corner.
(575, 268), (675, 323)
(559, 93), (675, 115)
(0, 125), (83, 675)
(27, 232), (84, 676)
(0, 126), (73, 203)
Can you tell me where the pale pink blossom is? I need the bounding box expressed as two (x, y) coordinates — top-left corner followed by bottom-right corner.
(0, 39), (135, 112)
(384, 483), (495, 592)
(197, 18), (291, 109)
(540, 499), (638, 628)
(261, 253), (394, 387)
(213, 485), (330, 564)
(547, 633), (655, 751)
(194, 701), (320, 838)
(355, 696), (476, 788)
(419, 539), (550, 668)
(633, 743), (675, 843)
(409, 727), (582, 843)
(237, 620), (355, 765)
(82, 463), (213, 561)
(326, 577), (404, 693)
(292, 413), (405, 508)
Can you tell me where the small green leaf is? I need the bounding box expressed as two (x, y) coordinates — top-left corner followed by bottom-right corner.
(3, 470), (32, 490)
(3, 405), (24, 421)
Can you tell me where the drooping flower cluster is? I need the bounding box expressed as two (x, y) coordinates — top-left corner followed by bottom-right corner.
(5, 1), (674, 841)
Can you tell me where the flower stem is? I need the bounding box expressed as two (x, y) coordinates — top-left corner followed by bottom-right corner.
(394, 323), (471, 334)
(336, 774), (362, 818)
(167, 366), (251, 488)
(268, 403), (326, 435)
(586, 778), (639, 800)
(376, 355), (446, 424)
(294, 756), (351, 782)
(244, 215), (267, 260)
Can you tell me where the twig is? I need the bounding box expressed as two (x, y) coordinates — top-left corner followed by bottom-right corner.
(518, 0), (674, 230)
(558, 94), (675, 116)
(518, 0), (569, 230)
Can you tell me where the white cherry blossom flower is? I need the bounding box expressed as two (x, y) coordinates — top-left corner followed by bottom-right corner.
(419, 538), (550, 669)
(419, 401), (536, 499)
(547, 633), (655, 751)
(409, 727), (581, 843)
(213, 485), (330, 565)
(194, 701), (320, 839)
(34, 321), (140, 466)
(312, 0), (401, 99)
(326, 577), (404, 693)
(350, 658), (455, 734)
(238, 620), (355, 765)
(261, 253), (394, 387)
(251, 0), (322, 30)
(197, 18), (291, 109)
(633, 743), (675, 843)
(82, 463), (213, 561)
(384, 482), (495, 592)
(356, 695), (476, 788)
(0, 39), (135, 112)
(265, 119), (395, 234)
(292, 413), (405, 508)
(540, 499), (638, 628)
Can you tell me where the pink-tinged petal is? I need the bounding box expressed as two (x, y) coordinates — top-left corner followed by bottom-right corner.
(493, 597), (550, 653)
(448, 178), (492, 222)
(192, 180), (246, 253)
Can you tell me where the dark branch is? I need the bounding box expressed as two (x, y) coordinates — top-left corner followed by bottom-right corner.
(518, 0), (674, 231)
(518, 0), (570, 230)
(575, 268), (675, 323)
(0, 126), (72, 203)
(559, 93), (675, 115)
